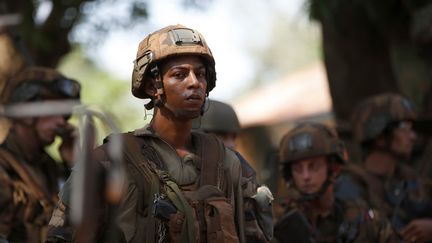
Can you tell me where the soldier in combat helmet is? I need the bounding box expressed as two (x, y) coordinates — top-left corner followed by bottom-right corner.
(0, 67), (80, 243)
(337, 93), (432, 243)
(47, 24), (271, 243)
(273, 122), (396, 243)
(196, 99), (241, 149)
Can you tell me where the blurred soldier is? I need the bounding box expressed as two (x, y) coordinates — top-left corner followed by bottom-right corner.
(197, 99), (241, 149)
(0, 67), (80, 243)
(47, 24), (272, 243)
(195, 99), (274, 242)
(274, 122), (395, 243)
(343, 93), (432, 242)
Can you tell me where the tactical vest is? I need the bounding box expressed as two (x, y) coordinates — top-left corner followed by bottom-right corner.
(114, 132), (240, 243)
(0, 148), (57, 243)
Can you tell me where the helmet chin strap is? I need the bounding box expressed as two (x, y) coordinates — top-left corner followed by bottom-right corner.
(200, 96), (209, 116)
(151, 66), (164, 108)
(299, 178), (332, 202)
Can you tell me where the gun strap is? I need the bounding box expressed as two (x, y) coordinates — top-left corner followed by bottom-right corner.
(160, 171), (196, 243)
(0, 148), (55, 209)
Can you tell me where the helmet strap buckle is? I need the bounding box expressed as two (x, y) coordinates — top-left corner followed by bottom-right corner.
(151, 66), (164, 107)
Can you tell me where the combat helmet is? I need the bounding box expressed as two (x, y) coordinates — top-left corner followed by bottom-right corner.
(351, 93), (416, 144)
(0, 66), (80, 143)
(198, 100), (240, 134)
(1, 66), (81, 104)
(279, 122), (347, 166)
(132, 24), (216, 102)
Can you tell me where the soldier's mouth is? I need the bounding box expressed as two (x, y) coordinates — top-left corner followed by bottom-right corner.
(186, 94), (203, 101)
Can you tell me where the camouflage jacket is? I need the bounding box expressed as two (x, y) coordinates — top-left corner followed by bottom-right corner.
(273, 196), (396, 243)
(335, 163), (432, 231)
(46, 125), (273, 243)
(0, 135), (61, 243)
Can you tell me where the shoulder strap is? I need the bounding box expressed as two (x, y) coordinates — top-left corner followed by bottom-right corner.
(0, 148), (55, 206)
(115, 133), (160, 243)
(196, 133), (225, 188)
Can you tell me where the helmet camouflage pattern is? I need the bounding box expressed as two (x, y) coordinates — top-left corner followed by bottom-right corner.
(279, 122), (347, 165)
(0, 66), (80, 143)
(198, 100), (240, 134)
(132, 24), (216, 99)
(1, 66), (80, 104)
(351, 93), (416, 144)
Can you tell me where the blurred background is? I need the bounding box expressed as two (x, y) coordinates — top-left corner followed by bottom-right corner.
(1, 0), (431, 197)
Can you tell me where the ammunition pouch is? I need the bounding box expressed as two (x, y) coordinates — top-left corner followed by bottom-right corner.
(205, 197), (238, 242)
(168, 211), (186, 242)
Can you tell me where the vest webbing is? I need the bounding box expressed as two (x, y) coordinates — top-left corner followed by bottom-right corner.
(120, 132), (225, 243)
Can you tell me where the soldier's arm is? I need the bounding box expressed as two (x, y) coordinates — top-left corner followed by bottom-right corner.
(46, 200), (73, 243)
(46, 145), (111, 243)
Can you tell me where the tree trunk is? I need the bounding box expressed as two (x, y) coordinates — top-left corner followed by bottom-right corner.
(319, 3), (399, 121)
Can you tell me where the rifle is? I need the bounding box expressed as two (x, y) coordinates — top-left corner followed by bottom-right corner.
(274, 209), (316, 243)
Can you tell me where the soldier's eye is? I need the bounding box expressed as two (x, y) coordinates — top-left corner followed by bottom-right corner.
(173, 71), (187, 79)
(197, 70), (206, 79)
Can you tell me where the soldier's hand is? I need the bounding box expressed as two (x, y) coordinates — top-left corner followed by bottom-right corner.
(400, 219), (432, 243)
(58, 123), (78, 168)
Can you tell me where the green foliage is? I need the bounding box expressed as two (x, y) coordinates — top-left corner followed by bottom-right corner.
(1, 0), (150, 67)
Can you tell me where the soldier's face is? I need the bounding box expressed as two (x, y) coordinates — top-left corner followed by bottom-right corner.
(160, 55), (207, 119)
(390, 121), (416, 160)
(35, 115), (68, 145)
(291, 156), (328, 194)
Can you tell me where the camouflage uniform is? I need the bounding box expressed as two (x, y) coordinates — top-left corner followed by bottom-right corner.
(336, 93), (432, 233)
(0, 67), (80, 243)
(274, 189), (394, 243)
(47, 25), (271, 243)
(0, 135), (60, 243)
(273, 123), (396, 243)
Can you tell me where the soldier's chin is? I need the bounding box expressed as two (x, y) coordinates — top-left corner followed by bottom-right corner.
(300, 186), (319, 195)
(175, 109), (201, 120)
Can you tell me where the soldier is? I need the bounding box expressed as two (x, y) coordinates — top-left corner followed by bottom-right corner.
(0, 67), (80, 243)
(274, 122), (395, 243)
(196, 99), (241, 149)
(344, 93), (432, 242)
(47, 24), (272, 243)
(195, 99), (274, 242)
